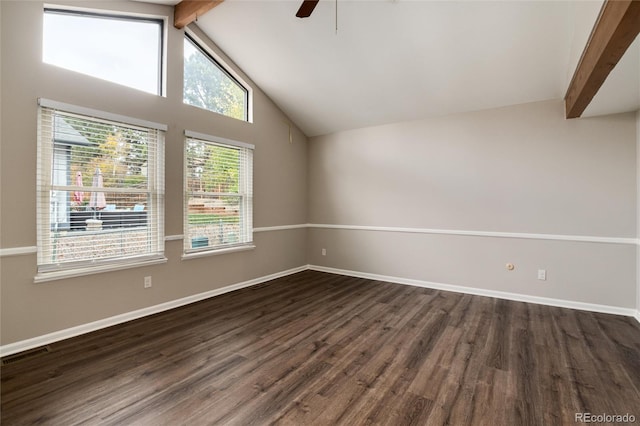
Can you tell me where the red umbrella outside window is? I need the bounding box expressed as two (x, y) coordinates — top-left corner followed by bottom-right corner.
(73, 171), (84, 204)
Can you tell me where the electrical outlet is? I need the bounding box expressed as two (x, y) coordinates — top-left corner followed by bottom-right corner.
(144, 276), (152, 288)
(537, 269), (547, 281)
(321, 248), (326, 256)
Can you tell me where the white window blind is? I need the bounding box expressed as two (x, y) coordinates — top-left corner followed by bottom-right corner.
(184, 132), (253, 253)
(37, 102), (165, 273)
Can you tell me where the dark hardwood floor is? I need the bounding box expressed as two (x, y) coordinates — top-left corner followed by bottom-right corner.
(2, 270), (640, 425)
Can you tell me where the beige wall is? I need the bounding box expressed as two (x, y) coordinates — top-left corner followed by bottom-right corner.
(308, 100), (637, 308)
(0, 1), (308, 345)
(1, 1), (638, 348)
(637, 110), (640, 314)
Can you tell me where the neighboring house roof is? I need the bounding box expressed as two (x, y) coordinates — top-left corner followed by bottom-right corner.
(54, 115), (91, 146)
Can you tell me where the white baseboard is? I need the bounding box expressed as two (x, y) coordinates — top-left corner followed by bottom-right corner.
(0, 265), (307, 357)
(3, 264), (638, 357)
(308, 265), (638, 318)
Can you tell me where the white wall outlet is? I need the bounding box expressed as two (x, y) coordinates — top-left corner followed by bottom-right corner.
(321, 248), (327, 256)
(537, 269), (547, 281)
(144, 276), (152, 288)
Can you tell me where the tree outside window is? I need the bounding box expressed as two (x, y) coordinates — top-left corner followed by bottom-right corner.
(183, 35), (248, 121)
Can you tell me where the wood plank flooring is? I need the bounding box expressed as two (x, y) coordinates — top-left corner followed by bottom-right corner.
(2, 270), (640, 425)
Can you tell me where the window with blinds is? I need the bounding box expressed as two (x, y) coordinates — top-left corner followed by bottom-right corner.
(184, 131), (253, 254)
(37, 99), (165, 273)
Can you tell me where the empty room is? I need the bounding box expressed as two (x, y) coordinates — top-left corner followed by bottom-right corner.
(1, 0), (639, 424)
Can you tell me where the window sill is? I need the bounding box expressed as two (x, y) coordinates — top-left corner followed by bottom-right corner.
(34, 256), (168, 283)
(182, 244), (256, 260)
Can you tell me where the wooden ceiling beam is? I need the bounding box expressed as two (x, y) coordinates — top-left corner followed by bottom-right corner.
(564, 0), (640, 119)
(174, 0), (223, 29)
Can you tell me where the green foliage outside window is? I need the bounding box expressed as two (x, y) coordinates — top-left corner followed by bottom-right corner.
(185, 140), (240, 195)
(70, 128), (149, 190)
(183, 36), (247, 121)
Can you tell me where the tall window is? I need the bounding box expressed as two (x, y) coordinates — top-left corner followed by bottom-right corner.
(37, 99), (166, 274)
(43, 9), (164, 95)
(184, 131), (253, 254)
(183, 34), (249, 121)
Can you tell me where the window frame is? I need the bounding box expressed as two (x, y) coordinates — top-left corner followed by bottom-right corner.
(36, 98), (167, 282)
(183, 130), (254, 258)
(43, 7), (166, 96)
(183, 30), (252, 122)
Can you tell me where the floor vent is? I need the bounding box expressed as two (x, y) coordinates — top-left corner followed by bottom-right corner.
(1, 346), (51, 366)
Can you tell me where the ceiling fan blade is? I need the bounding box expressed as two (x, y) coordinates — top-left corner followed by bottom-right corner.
(296, 0), (319, 18)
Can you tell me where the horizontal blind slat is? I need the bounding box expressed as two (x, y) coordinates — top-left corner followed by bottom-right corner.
(39, 98), (168, 131)
(49, 185), (153, 194)
(184, 134), (253, 252)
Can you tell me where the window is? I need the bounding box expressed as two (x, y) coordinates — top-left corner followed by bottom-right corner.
(184, 131), (253, 254)
(183, 34), (249, 121)
(37, 99), (166, 276)
(43, 9), (164, 95)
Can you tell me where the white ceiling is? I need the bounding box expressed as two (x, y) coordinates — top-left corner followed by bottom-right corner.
(583, 37), (640, 118)
(149, 0), (639, 137)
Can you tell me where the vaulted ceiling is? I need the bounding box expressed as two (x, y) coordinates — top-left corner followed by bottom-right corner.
(143, 0), (640, 137)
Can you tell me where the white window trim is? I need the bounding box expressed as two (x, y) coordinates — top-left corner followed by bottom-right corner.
(38, 98), (168, 131)
(183, 28), (253, 123)
(34, 256), (168, 283)
(181, 244), (256, 261)
(183, 130), (254, 256)
(43, 7), (167, 97)
(184, 130), (255, 150)
(36, 100), (166, 280)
